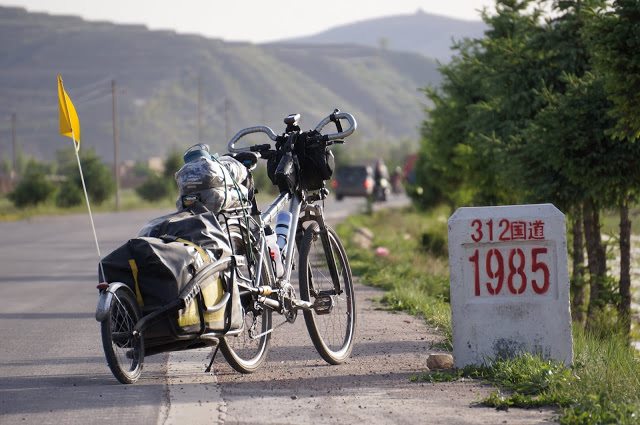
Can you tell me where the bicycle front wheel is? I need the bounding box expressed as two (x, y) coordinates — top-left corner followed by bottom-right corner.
(101, 287), (144, 384)
(299, 222), (356, 364)
(219, 225), (272, 373)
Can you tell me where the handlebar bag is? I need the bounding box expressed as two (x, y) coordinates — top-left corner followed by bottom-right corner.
(267, 132), (334, 192)
(294, 131), (335, 190)
(266, 149), (285, 190)
(274, 151), (298, 193)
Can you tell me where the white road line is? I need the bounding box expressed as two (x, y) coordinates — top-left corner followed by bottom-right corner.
(162, 348), (226, 425)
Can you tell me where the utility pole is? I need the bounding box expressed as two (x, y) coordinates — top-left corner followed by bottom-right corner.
(375, 107), (384, 136)
(112, 80), (120, 211)
(197, 74), (203, 141)
(11, 112), (16, 178)
(225, 98), (231, 142)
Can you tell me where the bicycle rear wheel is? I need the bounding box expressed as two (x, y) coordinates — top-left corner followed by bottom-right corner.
(299, 222), (356, 364)
(219, 225), (272, 373)
(101, 287), (144, 384)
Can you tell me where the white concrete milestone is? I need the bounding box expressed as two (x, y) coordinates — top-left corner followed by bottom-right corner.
(448, 204), (572, 368)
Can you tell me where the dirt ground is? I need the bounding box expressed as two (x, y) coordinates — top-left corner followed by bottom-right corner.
(211, 282), (559, 425)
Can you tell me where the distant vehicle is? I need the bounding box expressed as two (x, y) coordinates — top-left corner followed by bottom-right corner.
(331, 165), (374, 201)
(403, 153), (418, 186)
(372, 159), (390, 202)
(372, 177), (390, 202)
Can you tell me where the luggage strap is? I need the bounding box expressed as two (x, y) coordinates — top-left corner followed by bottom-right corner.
(160, 234), (212, 264)
(127, 259), (145, 307)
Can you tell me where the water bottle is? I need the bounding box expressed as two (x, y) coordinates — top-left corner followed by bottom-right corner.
(275, 211), (293, 252)
(265, 230), (284, 278)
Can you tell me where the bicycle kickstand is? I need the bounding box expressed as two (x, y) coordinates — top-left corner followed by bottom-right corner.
(204, 344), (220, 374)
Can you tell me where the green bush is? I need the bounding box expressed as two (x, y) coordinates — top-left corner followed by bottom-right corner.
(8, 173), (53, 208)
(8, 162), (55, 208)
(78, 156), (114, 205)
(136, 174), (173, 202)
(55, 179), (83, 207)
(56, 148), (114, 205)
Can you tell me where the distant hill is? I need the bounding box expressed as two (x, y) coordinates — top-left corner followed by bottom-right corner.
(279, 9), (487, 63)
(0, 6), (442, 164)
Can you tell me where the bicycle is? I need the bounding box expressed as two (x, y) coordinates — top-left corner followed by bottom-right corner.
(216, 109), (358, 372)
(96, 109), (358, 382)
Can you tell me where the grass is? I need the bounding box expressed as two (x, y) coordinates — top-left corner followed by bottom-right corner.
(337, 204), (640, 425)
(336, 204), (453, 346)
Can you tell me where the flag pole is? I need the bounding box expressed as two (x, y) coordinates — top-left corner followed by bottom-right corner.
(71, 131), (106, 281)
(58, 74), (106, 281)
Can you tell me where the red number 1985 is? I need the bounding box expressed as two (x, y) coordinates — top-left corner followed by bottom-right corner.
(468, 247), (550, 296)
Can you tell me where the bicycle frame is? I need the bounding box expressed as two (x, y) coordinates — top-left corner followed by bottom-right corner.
(220, 188), (343, 316)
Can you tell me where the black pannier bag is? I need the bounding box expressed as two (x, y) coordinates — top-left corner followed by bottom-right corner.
(98, 211), (241, 341)
(99, 236), (207, 309)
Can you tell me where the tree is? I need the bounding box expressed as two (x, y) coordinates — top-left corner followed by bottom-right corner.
(587, 0), (640, 142)
(417, 0), (554, 208)
(521, 72), (640, 328)
(585, 0), (640, 336)
(416, 0), (640, 335)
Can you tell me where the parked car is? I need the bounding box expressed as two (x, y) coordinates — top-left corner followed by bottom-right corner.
(331, 165), (374, 201)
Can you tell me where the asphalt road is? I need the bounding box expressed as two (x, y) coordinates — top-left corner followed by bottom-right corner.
(0, 195), (387, 424)
(0, 194), (556, 424)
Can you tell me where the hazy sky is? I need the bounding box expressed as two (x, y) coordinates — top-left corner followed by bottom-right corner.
(1, 0), (494, 42)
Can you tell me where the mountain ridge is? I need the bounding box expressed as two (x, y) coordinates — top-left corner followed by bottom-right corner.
(0, 6), (454, 164)
(277, 9), (487, 62)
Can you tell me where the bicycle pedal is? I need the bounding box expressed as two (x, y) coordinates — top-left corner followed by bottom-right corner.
(313, 295), (334, 315)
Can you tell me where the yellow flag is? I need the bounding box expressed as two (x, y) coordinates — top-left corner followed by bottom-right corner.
(57, 74), (81, 148)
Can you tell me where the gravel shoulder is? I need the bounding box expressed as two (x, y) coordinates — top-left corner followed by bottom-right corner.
(212, 282), (558, 425)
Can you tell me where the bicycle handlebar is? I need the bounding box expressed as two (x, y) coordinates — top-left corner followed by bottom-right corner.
(314, 111), (357, 141)
(227, 126), (279, 153)
(227, 111), (357, 153)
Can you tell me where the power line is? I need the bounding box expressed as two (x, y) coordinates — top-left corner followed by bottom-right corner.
(76, 93), (111, 107)
(74, 86), (111, 104)
(71, 76), (115, 94)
